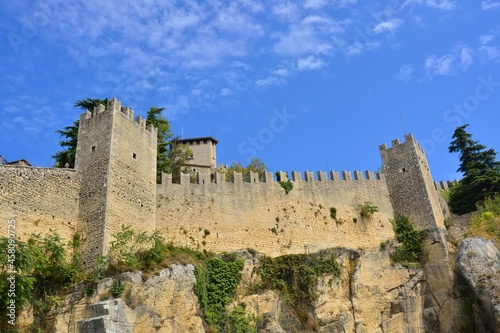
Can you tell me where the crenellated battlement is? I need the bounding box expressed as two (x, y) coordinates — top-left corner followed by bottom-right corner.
(379, 133), (425, 154)
(434, 180), (458, 191)
(78, 97), (156, 135)
(159, 170), (385, 186)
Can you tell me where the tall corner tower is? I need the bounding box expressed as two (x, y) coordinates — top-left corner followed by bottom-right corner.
(75, 98), (157, 267)
(379, 133), (445, 230)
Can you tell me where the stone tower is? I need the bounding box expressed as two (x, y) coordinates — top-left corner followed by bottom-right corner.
(379, 133), (445, 230)
(172, 136), (218, 173)
(75, 98), (157, 267)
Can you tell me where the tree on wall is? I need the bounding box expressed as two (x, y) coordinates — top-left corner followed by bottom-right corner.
(52, 98), (108, 168)
(218, 157), (269, 182)
(144, 107), (192, 183)
(448, 124), (500, 214)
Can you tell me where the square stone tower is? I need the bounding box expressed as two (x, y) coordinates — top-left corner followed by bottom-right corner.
(379, 133), (445, 230)
(75, 98), (157, 268)
(172, 136), (218, 174)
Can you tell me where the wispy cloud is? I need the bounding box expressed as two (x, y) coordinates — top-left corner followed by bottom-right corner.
(424, 45), (474, 76)
(394, 64), (415, 82)
(373, 19), (404, 34)
(480, 34), (496, 45)
(425, 0), (456, 10)
(297, 56), (326, 71)
(482, 1), (500, 10)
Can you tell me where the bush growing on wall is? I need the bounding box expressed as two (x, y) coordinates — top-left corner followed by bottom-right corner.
(390, 214), (427, 267)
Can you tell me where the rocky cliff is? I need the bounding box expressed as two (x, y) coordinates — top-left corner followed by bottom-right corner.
(30, 245), (474, 333)
(457, 237), (500, 333)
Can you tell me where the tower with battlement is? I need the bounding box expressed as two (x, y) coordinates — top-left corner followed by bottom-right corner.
(75, 98), (157, 267)
(172, 136), (218, 174)
(379, 133), (445, 230)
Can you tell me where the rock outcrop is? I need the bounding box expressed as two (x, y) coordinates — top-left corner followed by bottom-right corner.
(43, 264), (205, 333)
(457, 237), (500, 333)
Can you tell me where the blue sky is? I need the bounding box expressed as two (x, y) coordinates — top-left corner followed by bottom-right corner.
(1, 0), (499, 182)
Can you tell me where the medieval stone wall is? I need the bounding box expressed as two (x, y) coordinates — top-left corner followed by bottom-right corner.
(156, 170), (395, 256)
(0, 165), (81, 242)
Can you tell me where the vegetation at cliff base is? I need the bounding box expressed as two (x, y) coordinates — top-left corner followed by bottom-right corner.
(448, 124), (500, 214)
(194, 255), (256, 332)
(468, 194), (500, 246)
(389, 214), (427, 267)
(0, 231), (84, 332)
(252, 250), (341, 332)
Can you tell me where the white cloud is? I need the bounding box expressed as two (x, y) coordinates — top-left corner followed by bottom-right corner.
(304, 0), (328, 9)
(480, 34), (496, 45)
(255, 76), (284, 88)
(478, 46), (500, 61)
(272, 2), (300, 20)
(482, 1), (500, 10)
(425, 54), (456, 75)
(297, 56), (326, 71)
(425, 0), (456, 10)
(459, 47), (474, 70)
(424, 45), (474, 76)
(394, 65), (414, 82)
(373, 19), (404, 34)
(220, 88), (233, 96)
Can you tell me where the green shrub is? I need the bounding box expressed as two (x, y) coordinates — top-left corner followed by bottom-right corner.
(111, 279), (125, 297)
(226, 304), (257, 333)
(329, 207), (337, 219)
(194, 257), (245, 331)
(279, 180), (294, 194)
(359, 201), (378, 219)
(0, 230), (84, 329)
(256, 251), (340, 307)
(389, 214), (426, 266)
(469, 195), (500, 243)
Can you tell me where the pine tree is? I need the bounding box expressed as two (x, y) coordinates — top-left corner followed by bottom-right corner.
(448, 124), (500, 214)
(52, 98), (108, 167)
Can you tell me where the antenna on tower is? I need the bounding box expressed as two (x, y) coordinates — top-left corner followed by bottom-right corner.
(181, 127), (184, 139)
(399, 110), (408, 135)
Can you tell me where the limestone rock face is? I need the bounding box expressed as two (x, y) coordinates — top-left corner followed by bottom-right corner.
(314, 248), (426, 333)
(44, 264), (205, 333)
(457, 237), (500, 333)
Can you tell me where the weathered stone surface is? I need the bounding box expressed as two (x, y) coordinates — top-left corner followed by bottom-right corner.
(41, 264), (204, 333)
(77, 299), (132, 333)
(457, 237), (500, 333)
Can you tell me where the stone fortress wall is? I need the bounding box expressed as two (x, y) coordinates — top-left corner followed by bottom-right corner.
(156, 170), (395, 256)
(0, 166), (81, 242)
(0, 98), (450, 263)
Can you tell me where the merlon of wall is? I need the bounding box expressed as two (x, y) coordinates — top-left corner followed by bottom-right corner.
(434, 180), (458, 191)
(379, 133), (425, 154)
(79, 97), (156, 134)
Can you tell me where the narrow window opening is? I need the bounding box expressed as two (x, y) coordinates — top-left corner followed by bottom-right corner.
(133, 153), (137, 159)
(92, 146), (96, 152)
